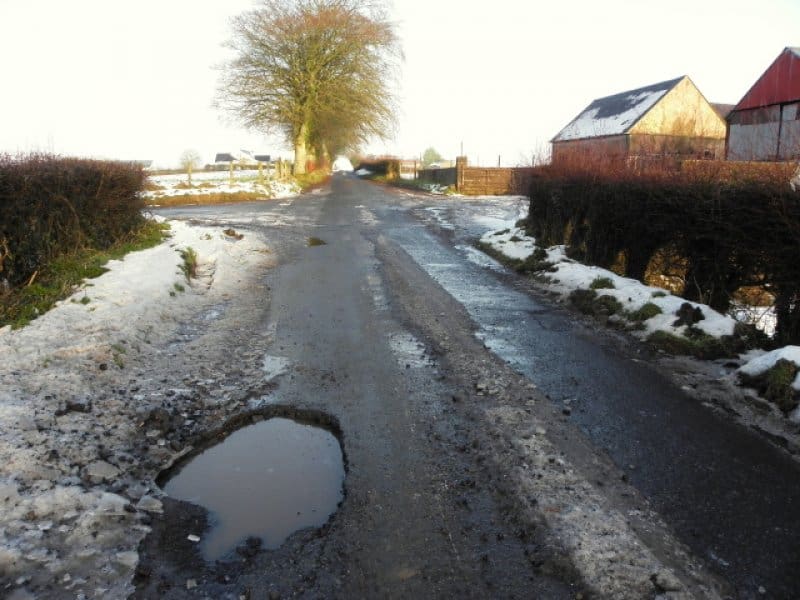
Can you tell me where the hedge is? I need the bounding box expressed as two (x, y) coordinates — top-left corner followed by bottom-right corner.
(0, 154), (147, 288)
(527, 163), (800, 345)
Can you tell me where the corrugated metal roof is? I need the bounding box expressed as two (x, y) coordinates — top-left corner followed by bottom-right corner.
(552, 77), (684, 142)
(732, 47), (800, 112)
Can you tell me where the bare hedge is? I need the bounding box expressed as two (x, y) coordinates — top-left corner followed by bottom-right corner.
(0, 154), (147, 288)
(526, 164), (800, 345)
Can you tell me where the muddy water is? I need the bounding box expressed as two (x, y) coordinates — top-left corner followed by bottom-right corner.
(162, 417), (345, 561)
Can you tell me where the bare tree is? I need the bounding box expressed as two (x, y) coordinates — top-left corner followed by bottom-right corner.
(216, 0), (400, 175)
(422, 147), (443, 167)
(179, 149), (202, 186)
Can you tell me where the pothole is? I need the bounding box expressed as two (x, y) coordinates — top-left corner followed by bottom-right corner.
(159, 414), (345, 561)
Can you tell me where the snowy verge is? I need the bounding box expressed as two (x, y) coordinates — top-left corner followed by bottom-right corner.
(479, 221), (800, 423)
(0, 219), (274, 598)
(480, 225), (737, 339)
(144, 169), (300, 201)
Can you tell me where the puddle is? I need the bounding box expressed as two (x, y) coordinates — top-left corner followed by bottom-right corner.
(161, 416), (345, 561)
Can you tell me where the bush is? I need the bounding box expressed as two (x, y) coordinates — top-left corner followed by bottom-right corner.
(179, 247), (199, 280)
(738, 359), (799, 413)
(528, 163), (800, 345)
(628, 302), (662, 322)
(0, 154), (146, 289)
(590, 276), (615, 290)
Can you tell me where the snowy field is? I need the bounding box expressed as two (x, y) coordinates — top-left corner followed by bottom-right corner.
(0, 218), (275, 597)
(479, 218), (800, 423)
(145, 169), (300, 201)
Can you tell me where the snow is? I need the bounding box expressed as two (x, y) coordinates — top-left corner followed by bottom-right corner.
(332, 155), (354, 172)
(145, 169), (300, 201)
(478, 209), (800, 426)
(0, 217), (275, 597)
(479, 220), (740, 342)
(553, 77), (678, 142)
(480, 227), (537, 260)
(554, 89), (668, 141)
(738, 346), (800, 392)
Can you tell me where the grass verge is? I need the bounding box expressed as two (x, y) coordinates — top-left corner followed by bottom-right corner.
(145, 191), (266, 207)
(294, 170), (330, 191)
(475, 241), (553, 274)
(0, 220), (170, 329)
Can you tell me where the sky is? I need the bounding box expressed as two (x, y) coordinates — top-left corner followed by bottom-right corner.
(1, 0), (798, 168)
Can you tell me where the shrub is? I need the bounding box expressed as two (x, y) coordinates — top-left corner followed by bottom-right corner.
(569, 289), (598, 314)
(179, 247), (198, 280)
(527, 162), (800, 345)
(590, 276), (615, 290)
(0, 154), (146, 289)
(628, 302), (662, 322)
(514, 249), (552, 274)
(594, 294), (623, 315)
(738, 359), (799, 413)
(647, 329), (743, 360)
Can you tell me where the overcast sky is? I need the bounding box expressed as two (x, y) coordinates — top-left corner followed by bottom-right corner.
(1, 0), (798, 167)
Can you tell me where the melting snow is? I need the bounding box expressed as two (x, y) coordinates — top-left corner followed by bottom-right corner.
(738, 347), (800, 391)
(0, 216), (275, 597)
(145, 169), (300, 200)
(480, 222), (739, 341)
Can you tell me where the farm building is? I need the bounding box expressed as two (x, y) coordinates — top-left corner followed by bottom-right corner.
(726, 47), (800, 161)
(213, 150), (270, 166)
(551, 76), (727, 167)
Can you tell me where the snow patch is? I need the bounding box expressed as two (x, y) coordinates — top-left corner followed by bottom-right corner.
(262, 355), (290, 381)
(738, 346), (800, 391)
(145, 169), (300, 201)
(479, 225), (738, 341)
(556, 89), (669, 141)
(0, 217), (274, 596)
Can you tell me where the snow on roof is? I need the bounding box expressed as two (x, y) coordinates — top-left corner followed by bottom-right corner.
(552, 77), (684, 142)
(214, 150), (267, 163)
(791, 47), (800, 58)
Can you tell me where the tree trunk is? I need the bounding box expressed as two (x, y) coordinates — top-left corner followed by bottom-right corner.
(293, 123), (309, 175)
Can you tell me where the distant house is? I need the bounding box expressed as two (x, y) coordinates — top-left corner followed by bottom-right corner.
(214, 153), (236, 164)
(214, 150), (271, 168)
(726, 47), (800, 161)
(551, 76), (727, 166)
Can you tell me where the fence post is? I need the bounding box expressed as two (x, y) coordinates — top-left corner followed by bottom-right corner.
(456, 156), (467, 192)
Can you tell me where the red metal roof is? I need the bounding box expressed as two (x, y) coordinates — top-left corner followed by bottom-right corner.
(733, 48), (800, 112)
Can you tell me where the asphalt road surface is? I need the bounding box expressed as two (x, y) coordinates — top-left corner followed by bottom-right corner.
(136, 175), (800, 599)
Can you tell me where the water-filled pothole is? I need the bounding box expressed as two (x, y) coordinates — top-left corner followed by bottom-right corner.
(161, 415), (345, 561)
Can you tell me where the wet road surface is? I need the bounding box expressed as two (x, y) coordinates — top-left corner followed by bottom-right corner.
(146, 175), (800, 599)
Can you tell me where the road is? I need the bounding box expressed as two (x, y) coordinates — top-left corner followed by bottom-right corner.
(136, 175), (800, 599)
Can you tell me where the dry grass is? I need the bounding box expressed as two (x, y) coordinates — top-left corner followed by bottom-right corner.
(145, 191), (268, 207)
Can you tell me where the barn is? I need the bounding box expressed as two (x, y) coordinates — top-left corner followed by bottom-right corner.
(551, 76), (727, 167)
(726, 47), (800, 161)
